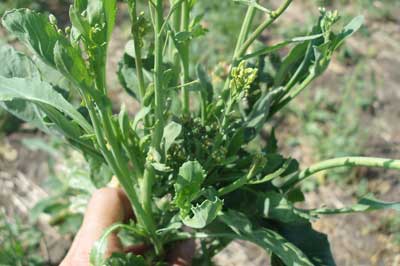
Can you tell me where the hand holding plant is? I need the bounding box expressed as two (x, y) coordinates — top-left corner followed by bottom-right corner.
(60, 188), (194, 266)
(1, 0), (399, 265)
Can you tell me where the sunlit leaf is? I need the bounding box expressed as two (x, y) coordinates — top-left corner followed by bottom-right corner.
(174, 161), (206, 217)
(183, 196), (223, 229)
(0, 77), (93, 133)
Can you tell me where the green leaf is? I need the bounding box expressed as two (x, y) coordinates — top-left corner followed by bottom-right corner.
(117, 52), (153, 100)
(307, 194), (400, 215)
(53, 40), (91, 88)
(33, 58), (73, 92)
(91, 223), (145, 266)
(118, 105), (130, 139)
(274, 40), (309, 87)
(227, 127), (245, 156)
(74, 0), (88, 13)
(163, 121), (182, 155)
(0, 77), (93, 134)
(196, 64), (214, 104)
(183, 196), (223, 229)
(262, 191), (312, 223)
(104, 253), (146, 266)
(265, 128), (278, 153)
(0, 100), (47, 132)
(252, 191), (338, 266)
(249, 159), (292, 185)
(333, 15), (364, 50)
(103, 0), (117, 41)
(0, 44), (40, 79)
(69, 4), (91, 39)
(133, 106), (151, 129)
(2, 9), (91, 88)
(245, 88), (283, 133)
(87, 157), (113, 188)
(219, 210), (314, 266)
(0, 44), (47, 131)
(275, 222), (336, 266)
(2, 9), (61, 66)
(174, 161), (206, 217)
(39, 104), (82, 139)
(309, 15), (364, 77)
(77, 0), (117, 44)
(241, 34), (323, 60)
(174, 31), (192, 43)
(90, 223), (124, 266)
(87, 0), (103, 26)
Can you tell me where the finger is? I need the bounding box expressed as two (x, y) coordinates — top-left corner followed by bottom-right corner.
(168, 240), (196, 266)
(60, 188), (133, 266)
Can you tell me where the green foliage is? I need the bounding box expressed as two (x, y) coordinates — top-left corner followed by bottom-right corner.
(0, 210), (46, 266)
(104, 253), (146, 266)
(0, 107), (21, 135)
(0, 0), (38, 16)
(1, 0), (399, 265)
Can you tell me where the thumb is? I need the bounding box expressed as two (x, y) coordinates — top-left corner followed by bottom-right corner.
(60, 188), (133, 266)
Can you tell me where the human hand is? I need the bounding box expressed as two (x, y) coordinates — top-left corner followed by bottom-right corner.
(60, 188), (194, 266)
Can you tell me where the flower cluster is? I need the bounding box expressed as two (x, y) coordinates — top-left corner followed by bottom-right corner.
(229, 61), (258, 98)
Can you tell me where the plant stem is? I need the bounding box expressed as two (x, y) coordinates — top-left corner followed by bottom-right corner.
(236, 0), (293, 58)
(221, 0), (292, 101)
(86, 22), (161, 251)
(83, 98), (148, 228)
(268, 72), (315, 117)
(233, 6), (257, 59)
(169, 79), (199, 90)
(181, 0), (190, 115)
(87, 95), (159, 253)
(171, 0), (182, 86)
(140, 0), (166, 255)
(223, 0), (293, 97)
(142, 165), (155, 215)
(172, 0), (182, 31)
(218, 174), (248, 196)
(152, 0), (166, 151)
(218, 161), (259, 196)
(221, 5), (257, 100)
(128, 0), (147, 101)
(127, 0), (153, 136)
(276, 157), (400, 191)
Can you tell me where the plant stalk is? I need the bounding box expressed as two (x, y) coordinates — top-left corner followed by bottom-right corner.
(83, 97), (149, 232)
(221, 5), (257, 100)
(152, 0), (166, 151)
(140, 0), (166, 255)
(268, 72), (316, 117)
(276, 156), (400, 191)
(181, 0), (190, 115)
(142, 165), (155, 216)
(128, 0), (147, 101)
(236, 0), (293, 58)
(218, 161), (259, 196)
(233, 6), (257, 59)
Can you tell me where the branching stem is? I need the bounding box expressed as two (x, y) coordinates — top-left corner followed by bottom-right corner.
(236, 0), (293, 58)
